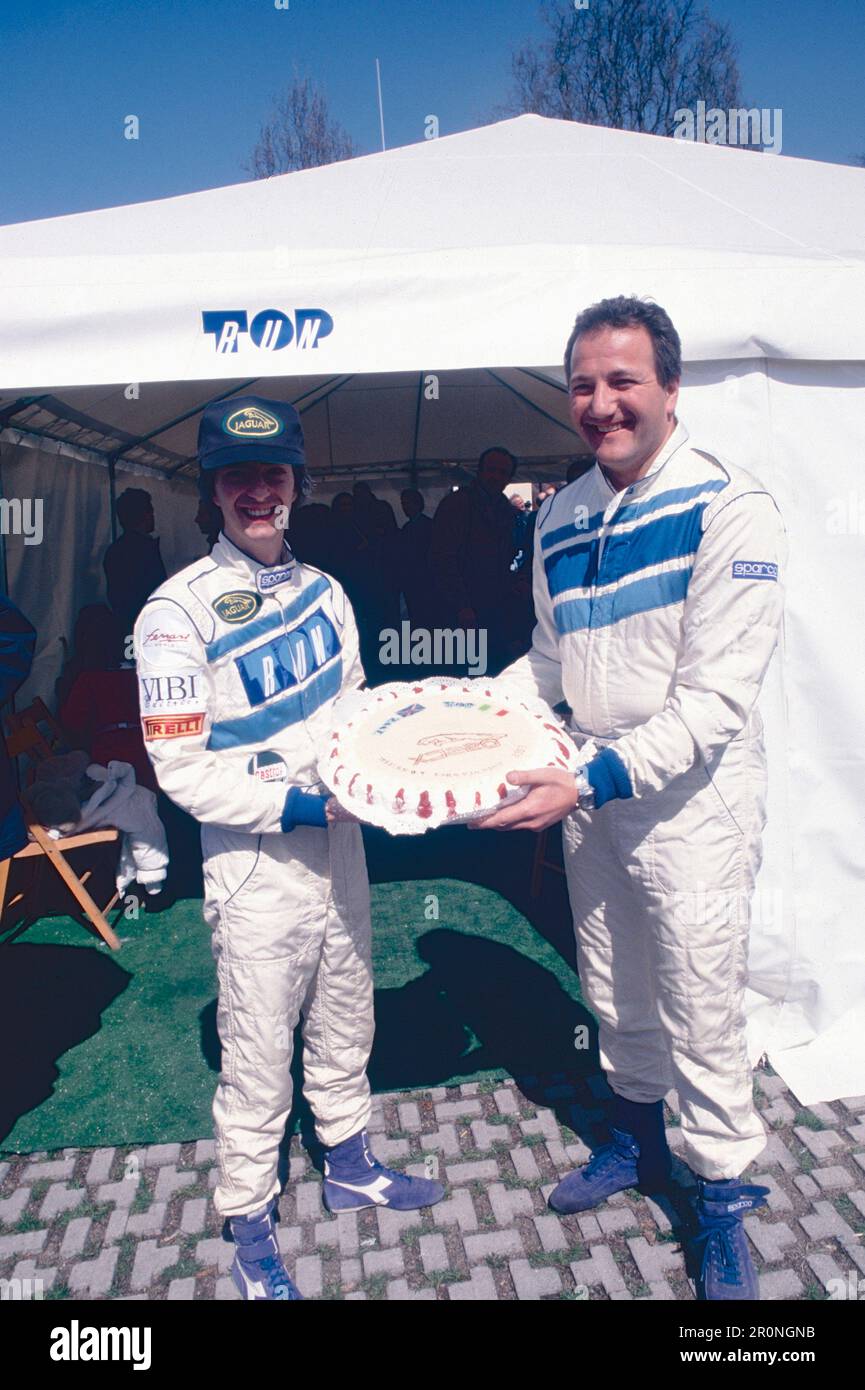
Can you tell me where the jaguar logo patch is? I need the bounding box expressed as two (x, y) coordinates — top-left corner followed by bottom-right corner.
(222, 406), (283, 439)
(212, 590), (262, 624)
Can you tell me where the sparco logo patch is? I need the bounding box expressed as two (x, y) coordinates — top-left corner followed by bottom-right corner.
(258, 563), (294, 593)
(222, 406), (283, 439)
(732, 560), (778, 580)
(212, 591), (262, 623)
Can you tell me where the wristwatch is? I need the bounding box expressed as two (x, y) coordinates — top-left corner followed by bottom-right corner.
(574, 765), (596, 811)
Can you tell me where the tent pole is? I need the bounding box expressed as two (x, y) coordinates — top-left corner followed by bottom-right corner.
(518, 367), (568, 394)
(113, 377), (263, 467)
(296, 375), (354, 415)
(409, 371), (424, 491)
(484, 368), (582, 438)
(108, 455), (118, 543)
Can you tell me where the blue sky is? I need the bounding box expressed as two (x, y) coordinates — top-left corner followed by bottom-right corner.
(1, 0), (863, 226)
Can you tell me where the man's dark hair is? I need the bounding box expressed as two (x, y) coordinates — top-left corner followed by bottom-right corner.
(563, 296), (682, 388)
(401, 487), (424, 511)
(116, 487), (153, 529)
(198, 466), (310, 509)
(478, 446), (517, 478)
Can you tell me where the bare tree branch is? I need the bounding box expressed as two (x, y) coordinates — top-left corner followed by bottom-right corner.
(245, 75), (357, 177)
(501, 0), (745, 141)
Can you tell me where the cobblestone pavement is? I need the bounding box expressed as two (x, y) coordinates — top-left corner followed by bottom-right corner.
(2, 1065), (864, 1301)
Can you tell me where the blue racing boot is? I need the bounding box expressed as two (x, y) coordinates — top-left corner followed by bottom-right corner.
(322, 1128), (445, 1212)
(229, 1198), (303, 1301)
(693, 1178), (769, 1301)
(548, 1098), (672, 1214)
(548, 1126), (641, 1213)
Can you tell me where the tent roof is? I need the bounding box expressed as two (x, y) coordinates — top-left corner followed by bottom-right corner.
(4, 113), (864, 261)
(2, 114), (864, 393)
(0, 367), (588, 482)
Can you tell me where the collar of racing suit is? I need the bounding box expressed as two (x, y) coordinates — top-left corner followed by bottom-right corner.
(211, 532), (298, 595)
(597, 419), (690, 502)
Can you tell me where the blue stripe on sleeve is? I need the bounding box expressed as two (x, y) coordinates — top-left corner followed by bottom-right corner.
(280, 786), (329, 832)
(585, 746), (633, 807)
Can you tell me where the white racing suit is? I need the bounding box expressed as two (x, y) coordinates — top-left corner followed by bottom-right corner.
(134, 534), (373, 1216)
(502, 422), (785, 1179)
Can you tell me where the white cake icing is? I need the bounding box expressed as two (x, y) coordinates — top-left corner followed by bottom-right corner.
(318, 678), (575, 833)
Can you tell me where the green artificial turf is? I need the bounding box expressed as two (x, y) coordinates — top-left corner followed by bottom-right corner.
(1, 879), (589, 1154)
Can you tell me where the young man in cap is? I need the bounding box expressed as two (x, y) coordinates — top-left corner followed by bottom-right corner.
(478, 299), (785, 1301)
(134, 395), (443, 1301)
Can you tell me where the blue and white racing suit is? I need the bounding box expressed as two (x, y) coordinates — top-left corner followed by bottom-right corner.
(134, 534), (373, 1216)
(502, 422), (785, 1178)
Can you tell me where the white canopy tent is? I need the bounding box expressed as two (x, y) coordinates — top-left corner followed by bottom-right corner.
(2, 114), (864, 1103)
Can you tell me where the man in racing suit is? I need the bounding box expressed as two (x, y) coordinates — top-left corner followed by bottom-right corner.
(134, 395), (442, 1301)
(478, 299), (785, 1301)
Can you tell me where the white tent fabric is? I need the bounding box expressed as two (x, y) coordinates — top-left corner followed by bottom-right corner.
(1, 114), (864, 386)
(1, 115), (863, 1103)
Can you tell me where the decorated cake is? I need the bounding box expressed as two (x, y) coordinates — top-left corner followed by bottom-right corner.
(318, 678), (575, 833)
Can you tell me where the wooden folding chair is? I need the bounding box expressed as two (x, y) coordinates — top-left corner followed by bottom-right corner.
(4, 695), (70, 763)
(1, 704), (122, 949)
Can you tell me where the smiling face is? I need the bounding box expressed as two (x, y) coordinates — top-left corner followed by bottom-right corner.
(212, 461), (296, 563)
(568, 325), (679, 486)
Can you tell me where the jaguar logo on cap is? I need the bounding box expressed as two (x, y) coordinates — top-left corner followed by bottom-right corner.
(222, 406), (284, 439)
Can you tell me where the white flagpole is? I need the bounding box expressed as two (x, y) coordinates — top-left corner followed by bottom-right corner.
(375, 58), (386, 152)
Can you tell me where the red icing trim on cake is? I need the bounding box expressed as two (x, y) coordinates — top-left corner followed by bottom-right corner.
(417, 791), (433, 819)
(445, 790), (457, 818)
(347, 773), (359, 797)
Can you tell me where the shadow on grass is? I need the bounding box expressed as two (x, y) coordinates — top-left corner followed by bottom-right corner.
(0, 943), (130, 1146)
(200, 925), (599, 1171)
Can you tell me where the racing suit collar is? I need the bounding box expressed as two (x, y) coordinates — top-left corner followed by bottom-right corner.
(212, 532), (298, 593)
(599, 419), (690, 498)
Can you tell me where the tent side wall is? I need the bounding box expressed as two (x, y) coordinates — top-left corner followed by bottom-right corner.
(1, 442), (201, 712)
(677, 359), (865, 1101)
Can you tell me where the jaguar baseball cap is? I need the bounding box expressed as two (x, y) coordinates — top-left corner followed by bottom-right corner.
(197, 394), (306, 472)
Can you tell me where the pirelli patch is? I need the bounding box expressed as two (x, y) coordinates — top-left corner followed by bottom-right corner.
(143, 713), (205, 740)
